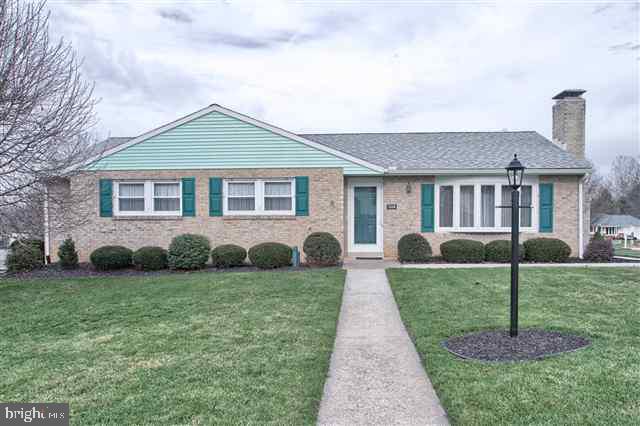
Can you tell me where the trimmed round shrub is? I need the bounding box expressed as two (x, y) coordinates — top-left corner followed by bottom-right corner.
(133, 246), (168, 271)
(440, 239), (485, 263)
(58, 238), (79, 270)
(584, 238), (613, 262)
(168, 234), (211, 270)
(211, 244), (247, 268)
(303, 232), (342, 266)
(397, 233), (432, 263)
(90, 245), (132, 271)
(484, 240), (525, 263)
(523, 238), (571, 263)
(248, 242), (292, 269)
(7, 244), (43, 272)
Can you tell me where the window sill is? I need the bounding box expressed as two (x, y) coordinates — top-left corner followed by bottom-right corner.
(223, 215), (298, 221)
(113, 216), (183, 221)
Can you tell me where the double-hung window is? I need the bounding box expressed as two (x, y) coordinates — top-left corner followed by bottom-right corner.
(117, 183), (145, 213)
(114, 181), (181, 216)
(223, 179), (294, 215)
(436, 177), (537, 232)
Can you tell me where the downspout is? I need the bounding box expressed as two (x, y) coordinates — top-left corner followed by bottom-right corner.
(43, 186), (50, 264)
(578, 177), (584, 259)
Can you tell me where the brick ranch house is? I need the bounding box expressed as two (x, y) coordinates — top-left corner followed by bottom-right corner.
(46, 89), (591, 262)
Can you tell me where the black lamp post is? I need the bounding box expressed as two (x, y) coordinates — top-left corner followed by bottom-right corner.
(505, 154), (525, 338)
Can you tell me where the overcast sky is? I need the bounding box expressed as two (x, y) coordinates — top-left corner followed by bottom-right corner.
(49, 1), (639, 172)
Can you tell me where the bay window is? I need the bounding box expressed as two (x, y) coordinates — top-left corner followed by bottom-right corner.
(460, 186), (475, 227)
(223, 179), (294, 215)
(481, 185), (495, 227)
(439, 186), (453, 227)
(114, 181), (181, 216)
(435, 177), (537, 232)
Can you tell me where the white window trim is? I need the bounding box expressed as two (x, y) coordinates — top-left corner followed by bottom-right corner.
(222, 178), (295, 216)
(114, 181), (182, 216)
(434, 176), (539, 233)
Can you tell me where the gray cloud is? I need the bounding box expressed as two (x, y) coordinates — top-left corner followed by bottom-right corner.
(158, 8), (193, 24)
(593, 4), (614, 14)
(609, 42), (640, 52)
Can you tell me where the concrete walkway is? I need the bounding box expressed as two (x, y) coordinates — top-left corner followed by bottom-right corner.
(317, 269), (449, 426)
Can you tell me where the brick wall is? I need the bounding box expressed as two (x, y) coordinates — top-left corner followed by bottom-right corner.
(382, 175), (584, 259)
(48, 168), (344, 262)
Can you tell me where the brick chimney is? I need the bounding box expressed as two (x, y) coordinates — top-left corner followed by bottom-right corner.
(552, 89), (586, 159)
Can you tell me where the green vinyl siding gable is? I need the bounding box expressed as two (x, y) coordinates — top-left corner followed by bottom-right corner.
(88, 111), (378, 175)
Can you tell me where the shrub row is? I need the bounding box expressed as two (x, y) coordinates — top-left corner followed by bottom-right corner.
(84, 232), (342, 271)
(397, 234), (572, 263)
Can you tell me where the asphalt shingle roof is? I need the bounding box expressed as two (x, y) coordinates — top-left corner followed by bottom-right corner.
(591, 214), (640, 227)
(300, 131), (591, 171)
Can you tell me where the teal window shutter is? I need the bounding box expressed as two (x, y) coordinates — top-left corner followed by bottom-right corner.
(209, 177), (222, 216)
(182, 177), (196, 217)
(539, 183), (553, 232)
(99, 179), (112, 217)
(421, 184), (435, 232)
(295, 176), (309, 216)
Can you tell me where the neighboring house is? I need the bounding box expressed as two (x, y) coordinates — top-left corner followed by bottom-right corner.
(590, 214), (640, 238)
(45, 89), (591, 262)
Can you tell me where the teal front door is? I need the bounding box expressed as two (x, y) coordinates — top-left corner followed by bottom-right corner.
(354, 187), (377, 244)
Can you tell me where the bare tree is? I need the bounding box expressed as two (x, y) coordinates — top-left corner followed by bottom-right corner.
(0, 0), (98, 236)
(609, 155), (640, 200)
(589, 156), (640, 217)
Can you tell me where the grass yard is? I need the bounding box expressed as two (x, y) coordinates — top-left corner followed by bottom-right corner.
(613, 240), (640, 258)
(0, 270), (345, 425)
(387, 267), (640, 425)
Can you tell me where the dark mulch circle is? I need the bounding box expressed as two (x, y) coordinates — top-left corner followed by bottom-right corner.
(442, 329), (591, 362)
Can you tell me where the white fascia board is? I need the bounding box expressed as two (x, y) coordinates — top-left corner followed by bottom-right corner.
(70, 104), (385, 174)
(384, 168), (591, 176)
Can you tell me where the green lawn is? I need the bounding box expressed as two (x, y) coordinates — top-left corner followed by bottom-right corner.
(387, 267), (640, 425)
(613, 241), (640, 258)
(0, 270), (345, 425)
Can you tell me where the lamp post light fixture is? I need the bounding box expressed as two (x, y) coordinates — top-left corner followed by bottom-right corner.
(505, 154), (526, 338)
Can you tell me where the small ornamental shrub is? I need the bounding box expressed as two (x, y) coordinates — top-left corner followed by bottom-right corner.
(90, 246), (132, 271)
(523, 238), (571, 263)
(303, 232), (342, 266)
(440, 239), (485, 263)
(211, 244), (247, 268)
(133, 246), (168, 271)
(397, 233), (432, 263)
(58, 238), (79, 270)
(7, 244), (43, 272)
(484, 240), (525, 263)
(584, 238), (613, 262)
(10, 239), (45, 263)
(592, 230), (605, 241)
(248, 242), (292, 269)
(168, 234), (211, 270)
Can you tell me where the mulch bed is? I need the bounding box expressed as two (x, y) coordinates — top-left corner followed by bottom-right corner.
(401, 256), (639, 265)
(442, 329), (591, 362)
(3, 263), (330, 280)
